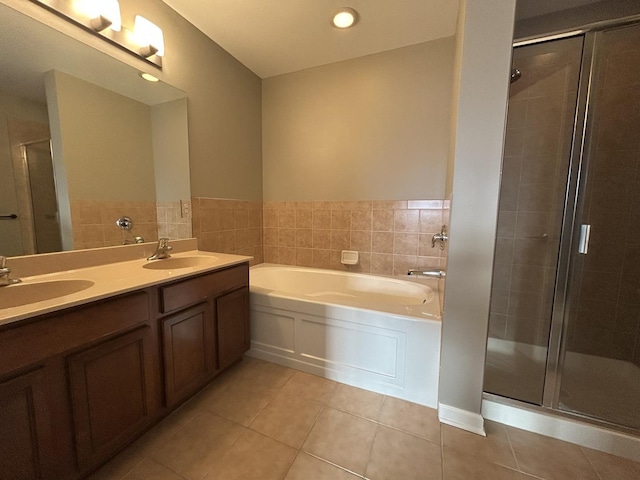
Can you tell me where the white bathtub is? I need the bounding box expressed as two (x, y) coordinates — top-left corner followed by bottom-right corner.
(247, 264), (442, 407)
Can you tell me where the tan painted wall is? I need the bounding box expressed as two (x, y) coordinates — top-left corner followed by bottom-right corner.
(50, 71), (156, 202)
(2, 0), (263, 201)
(439, 0), (515, 421)
(262, 39), (455, 202)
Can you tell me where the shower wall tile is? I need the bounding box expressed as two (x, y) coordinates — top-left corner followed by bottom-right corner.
(261, 199), (447, 275)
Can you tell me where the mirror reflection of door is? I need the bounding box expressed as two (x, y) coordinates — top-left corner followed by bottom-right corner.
(21, 139), (62, 253)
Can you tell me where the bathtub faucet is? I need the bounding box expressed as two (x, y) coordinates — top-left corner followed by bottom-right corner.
(407, 269), (446, 278)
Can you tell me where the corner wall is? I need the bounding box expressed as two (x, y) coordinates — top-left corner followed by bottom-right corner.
(439, 0), (516, 434)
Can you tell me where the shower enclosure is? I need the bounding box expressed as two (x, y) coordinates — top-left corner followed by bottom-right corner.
(485, 21), (640, 433)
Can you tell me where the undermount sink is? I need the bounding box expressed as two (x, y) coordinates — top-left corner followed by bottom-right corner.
(143, 256), (216, 270)
(0, 279), (95, 309)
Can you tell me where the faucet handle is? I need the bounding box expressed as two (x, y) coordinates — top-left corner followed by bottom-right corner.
(0, 256), (6, 269)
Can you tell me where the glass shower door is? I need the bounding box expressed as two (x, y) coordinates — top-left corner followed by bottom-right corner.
(558, 23), (640, 430)
(484, 36), (584, 405)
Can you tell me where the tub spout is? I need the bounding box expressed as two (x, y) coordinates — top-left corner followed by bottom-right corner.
(407, 269), (446, 278)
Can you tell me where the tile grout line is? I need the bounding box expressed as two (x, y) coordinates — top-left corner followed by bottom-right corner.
(579, 445), (606, 480)
(303, 451), (368, 479)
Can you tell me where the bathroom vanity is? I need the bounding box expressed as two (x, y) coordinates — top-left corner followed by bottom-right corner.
(0, 244), (250, 479)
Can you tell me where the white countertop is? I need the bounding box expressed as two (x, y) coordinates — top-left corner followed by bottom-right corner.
(0, 250), (251, 327)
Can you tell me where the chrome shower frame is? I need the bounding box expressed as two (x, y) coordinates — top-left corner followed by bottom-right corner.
(485, 15), (640, 438)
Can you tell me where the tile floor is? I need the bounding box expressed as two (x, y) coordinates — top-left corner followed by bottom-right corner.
(89, 357), (640, 480)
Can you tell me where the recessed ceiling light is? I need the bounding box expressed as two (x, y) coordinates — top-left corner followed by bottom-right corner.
(332, 7), (358, 29)
(140, 72), (159, 82)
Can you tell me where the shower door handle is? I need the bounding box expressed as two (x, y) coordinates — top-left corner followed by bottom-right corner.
(578, 224), (591, 254)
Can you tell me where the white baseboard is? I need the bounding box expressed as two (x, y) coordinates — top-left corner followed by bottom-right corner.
(438, 403), (486, 436)
(482, 397), (640, 462)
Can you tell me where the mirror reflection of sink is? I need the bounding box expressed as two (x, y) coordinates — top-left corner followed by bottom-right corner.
(143, 256), (216, 270)
(0, 279), (95, 309)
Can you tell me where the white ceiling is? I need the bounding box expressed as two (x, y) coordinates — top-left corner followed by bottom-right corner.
(162, 0), (460, 79)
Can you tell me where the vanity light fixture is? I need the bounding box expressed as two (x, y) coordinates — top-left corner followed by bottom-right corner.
(134, 15), (165, 58)
(30, 0), (163, 68)
(85, 0), (122, 32)
(332, 7), (359, 29)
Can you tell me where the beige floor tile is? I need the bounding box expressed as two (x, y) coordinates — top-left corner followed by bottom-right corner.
(284, 453), (362, 480)
(365, 425), (442, 480)
(234, 357), (295, 388)
(581, 447), (640, 480)
(443, 449), (525, 480)
(151, 411), (245, 480)
(378, 396), (441, 443)
(279, 371), (337, 404)
(86, 441), (147, 480)
(250, 393), (323, 448)
(132, 402), (200, 457)
(122, 458), (186, 480)
(442, 421), (517, 469)
(326, 383), (384, 421)
(203, 430), (297, 480)
(205, 377), (279, 425)
(302, 407), (377, 475)
(179, 370), (240, 414)
(507, 426), (600, 480)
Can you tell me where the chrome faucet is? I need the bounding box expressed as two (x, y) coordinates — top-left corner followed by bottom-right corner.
(147, 238), (173, 261)
(0, 256), (22, 286)
(432, 225), (448, 250)
(407, 268), (446, 279)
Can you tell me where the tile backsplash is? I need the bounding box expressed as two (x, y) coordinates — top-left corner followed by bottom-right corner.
(192, 197), (263, 266)
(262, 200), (448, 275)
(70, 199), (159, 250)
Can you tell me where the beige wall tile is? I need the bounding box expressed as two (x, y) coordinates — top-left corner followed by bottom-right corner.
(394, 210), (420, 232)
(313, 210), (331, 229)
(295, 229), (313, 248)
(372, 232), (394, 253)
(373, 210), (394, 231)
(331, 210), (351, 230)
(351, 209), (372, 231)
(330, 230), (350, 250)
(313, 230), (331, 249)
(296, 210), (312, 229)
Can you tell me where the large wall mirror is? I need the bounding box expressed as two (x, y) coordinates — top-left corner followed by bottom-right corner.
(0, 3), (191, 257)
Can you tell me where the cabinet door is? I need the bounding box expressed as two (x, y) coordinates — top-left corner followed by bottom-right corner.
(162, 303), (216, 407)
(0, 368), (53, 480)
(67, 327), (155, 469)
(217, 287), (250, 370)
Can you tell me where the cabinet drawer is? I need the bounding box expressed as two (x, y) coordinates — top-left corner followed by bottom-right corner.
(160, 263), (248, 313)
(0, 291), (150, 376)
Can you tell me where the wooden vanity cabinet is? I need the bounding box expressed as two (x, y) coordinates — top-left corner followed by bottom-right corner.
(0, 368), (54, 480)
(0, 289), (158, 479)
(159, 263), (250, 407)
(0, 261), (250, 479)
(161, 302), (215, 407)
(217, 286), (250, 370)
